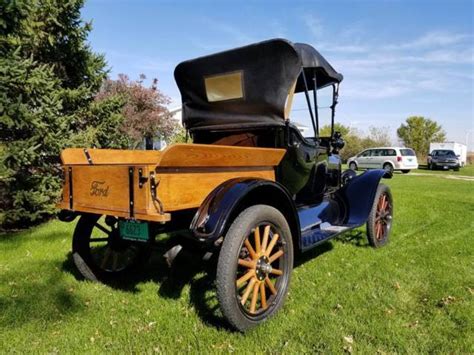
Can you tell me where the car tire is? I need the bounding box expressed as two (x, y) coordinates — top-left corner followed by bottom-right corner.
(216, 205), (293, 332)
(367, 184), (393, 248)
(72, 214), (150, 282)
(349, 162), (357, 171)
(401, 170), (410, 174)
(383, 163), (394, 175)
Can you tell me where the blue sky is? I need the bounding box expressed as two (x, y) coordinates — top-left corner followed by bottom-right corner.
(82, 0), (474, 149)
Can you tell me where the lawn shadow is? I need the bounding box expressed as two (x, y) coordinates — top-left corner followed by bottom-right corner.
(60, 234), (343, 331)
(335, 229), (369, 248)
(0, 260), (86, 329)
(294, 242), (334, 267)
(61, 234), (212, 296)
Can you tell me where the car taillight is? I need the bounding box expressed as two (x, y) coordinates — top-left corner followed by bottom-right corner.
(397, 156), (402, 162)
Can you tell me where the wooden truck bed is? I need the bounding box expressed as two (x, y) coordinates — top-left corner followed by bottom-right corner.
(57, 144), (286, 223)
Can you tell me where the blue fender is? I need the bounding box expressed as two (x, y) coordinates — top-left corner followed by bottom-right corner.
(190, 178), (300, 246)
(336, 169), (391, 226)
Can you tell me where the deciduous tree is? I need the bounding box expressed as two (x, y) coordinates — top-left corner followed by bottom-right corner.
(96, 74), (178, 148)
(397, 116), (446, 156)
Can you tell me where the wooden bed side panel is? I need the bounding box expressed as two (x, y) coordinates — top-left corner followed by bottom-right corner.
(62, 165), (151, 215)
(157, 144), (286, 167)
(157, 169), (275, 211)
(61, 148), (161, 165)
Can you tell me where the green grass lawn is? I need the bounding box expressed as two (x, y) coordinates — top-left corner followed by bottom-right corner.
(1, 173), (473, 353)
(413, 164), (474, 177)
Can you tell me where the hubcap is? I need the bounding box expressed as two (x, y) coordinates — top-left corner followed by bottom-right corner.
(235, 224), (285, 315)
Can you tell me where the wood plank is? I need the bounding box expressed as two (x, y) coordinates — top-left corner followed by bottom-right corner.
(61, 148), (161, 165)
(56, 201), (170, 222)
(157, 169), (275, 211)
(157, 144), (286, 168)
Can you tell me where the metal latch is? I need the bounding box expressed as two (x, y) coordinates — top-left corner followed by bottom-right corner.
(138, 168), (148, 188)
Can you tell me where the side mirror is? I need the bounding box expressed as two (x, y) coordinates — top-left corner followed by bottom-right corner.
(456, 155), (460, 158)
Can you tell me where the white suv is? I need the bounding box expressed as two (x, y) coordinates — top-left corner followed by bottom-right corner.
(347, 147), (418, 174)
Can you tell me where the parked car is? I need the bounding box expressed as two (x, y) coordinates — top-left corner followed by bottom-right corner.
(57, 39), (394, 332)
(427, 149), (461, 171)
(347, 147), (418, 174)
(429, 142), (466, 167)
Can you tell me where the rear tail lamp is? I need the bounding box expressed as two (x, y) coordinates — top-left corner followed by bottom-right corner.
(397, 156), (402, 162)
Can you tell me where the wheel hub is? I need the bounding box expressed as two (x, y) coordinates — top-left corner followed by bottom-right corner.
(255, 256), (272, 281)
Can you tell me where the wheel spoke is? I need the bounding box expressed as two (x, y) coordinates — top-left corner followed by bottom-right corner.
(236, 270), (255, 287)
(268, 249), (284, 264)
(240, 278), (256, 305)
(261, 225), (270, 252)
(244, 239), (257, 260)
(238, 258), (255, 269)
(112, 251), (119, 271)
(94, 223), (111, 235)
(377, 195), (383, 210)
(376, 221), (382, 239)
(260, 282), (267, 310)
(254, 227), (261, 254)
(265, 233), (279, 257)
(249, 281), (260, 313)
(270, 268), (283, 276)
(101, 247), (112, 269)
(265, 277), (277, 295)
(90, 237), (109, 243)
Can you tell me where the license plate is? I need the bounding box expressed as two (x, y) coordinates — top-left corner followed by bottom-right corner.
(443, 166), (448, 169)
(119, 220), (149, 242)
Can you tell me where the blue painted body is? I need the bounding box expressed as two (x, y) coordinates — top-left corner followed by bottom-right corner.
(297, 169), (388, 250)
(190, 169), (388, 252)
(190, 178), (299, 244)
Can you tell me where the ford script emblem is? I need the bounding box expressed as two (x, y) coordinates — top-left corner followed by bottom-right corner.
(90, 180), (109, 197)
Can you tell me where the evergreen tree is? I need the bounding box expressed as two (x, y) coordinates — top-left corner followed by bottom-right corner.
(0, 0), (123, 228)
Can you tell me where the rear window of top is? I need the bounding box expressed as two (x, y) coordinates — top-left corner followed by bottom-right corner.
(400, 148), (415, 156)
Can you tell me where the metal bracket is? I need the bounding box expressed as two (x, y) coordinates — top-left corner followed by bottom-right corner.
(68, 167), (73, 209)
(150, 172), (164, 215)
(128, 167), (134, 218)
(83, 148), (93, 164)
(138, 168), (148, 188)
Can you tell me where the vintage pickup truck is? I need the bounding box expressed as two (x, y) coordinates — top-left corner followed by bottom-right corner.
(58, 39), (393, 331)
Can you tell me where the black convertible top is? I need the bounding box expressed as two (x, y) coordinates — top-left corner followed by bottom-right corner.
(174, 39), (343, 132)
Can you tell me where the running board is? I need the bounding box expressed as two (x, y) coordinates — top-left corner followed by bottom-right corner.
(300, 223), (351, 251)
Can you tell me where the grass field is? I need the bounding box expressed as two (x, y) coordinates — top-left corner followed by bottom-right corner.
(1, 171), (473, 353)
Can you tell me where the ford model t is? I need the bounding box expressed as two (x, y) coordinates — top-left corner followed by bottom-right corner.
(58, 39), (393, 331)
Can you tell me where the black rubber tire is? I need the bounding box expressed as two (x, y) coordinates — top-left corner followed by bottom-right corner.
(72, 214), (150, 282)
(401, 170), (410, 174)
(216, 205), (293, 332)
(349, 162), (357, 171)
(383, 163), (394, 175)
(367, 184), (393, 248)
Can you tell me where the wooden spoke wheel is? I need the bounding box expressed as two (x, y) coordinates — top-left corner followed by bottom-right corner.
(367, 184), (393, 247)
(216, 205), (293, 332)
(72, 214), (149, 281)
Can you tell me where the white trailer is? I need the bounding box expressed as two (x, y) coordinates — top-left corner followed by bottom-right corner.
(429, 142), (467, 166)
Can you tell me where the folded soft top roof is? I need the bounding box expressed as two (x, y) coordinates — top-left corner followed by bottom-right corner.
(174, 38), (343, 132)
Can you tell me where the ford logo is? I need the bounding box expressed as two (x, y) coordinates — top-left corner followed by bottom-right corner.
(90, 181), (110, 197)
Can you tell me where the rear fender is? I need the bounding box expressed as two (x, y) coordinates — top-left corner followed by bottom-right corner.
(336, 169), (391, 226)
(190, 178), (300, 248)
